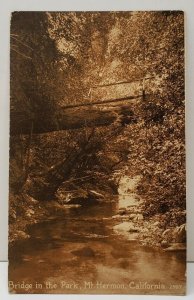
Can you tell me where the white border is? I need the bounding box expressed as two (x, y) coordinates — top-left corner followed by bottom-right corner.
(0, 0), (194, 264)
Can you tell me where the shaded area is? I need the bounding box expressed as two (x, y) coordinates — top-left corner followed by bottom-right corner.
(10, 102), (138, 135)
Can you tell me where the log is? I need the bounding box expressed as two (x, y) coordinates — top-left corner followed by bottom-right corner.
(10, 99), (138, 135)
(10, 109), (116, 135)
(61, 94), (142, 109)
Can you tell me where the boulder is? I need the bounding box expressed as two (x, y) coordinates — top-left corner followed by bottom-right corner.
(164, 243), (186, 251)
(25, 208), (35, 217)
(160, 240), (169, 248)
(128, 213), (137, 220)
(113, 222), (139, 233)
(119, 209), (127, 216)
(128, 227), (139, 233)
(15, 230), (30, 240)
(134, 214), (143, 221)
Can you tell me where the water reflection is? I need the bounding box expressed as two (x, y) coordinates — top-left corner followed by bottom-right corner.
(9, 201), (186, 294)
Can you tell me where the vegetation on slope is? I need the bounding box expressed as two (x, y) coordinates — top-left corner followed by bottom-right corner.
(9, 11), (185, 246)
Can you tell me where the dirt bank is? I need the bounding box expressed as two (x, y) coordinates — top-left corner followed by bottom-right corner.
(9, 193), (70, 245)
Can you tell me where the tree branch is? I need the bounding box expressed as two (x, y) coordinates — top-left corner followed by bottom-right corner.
(11, 46), (32, 60)
(11, 35), (33, 50)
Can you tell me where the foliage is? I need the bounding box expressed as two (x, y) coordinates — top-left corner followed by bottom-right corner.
(10, 12), (185, 229)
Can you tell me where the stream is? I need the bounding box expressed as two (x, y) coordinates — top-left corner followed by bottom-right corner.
(9, 177), (186, 295)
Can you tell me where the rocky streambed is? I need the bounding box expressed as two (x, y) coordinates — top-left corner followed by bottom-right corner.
(9, 177), (186, 294)
(112, 175), (186, 252)
(9, 174), (186, 254)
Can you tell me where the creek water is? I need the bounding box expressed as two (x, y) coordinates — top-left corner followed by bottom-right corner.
(9, 179), (186, 295)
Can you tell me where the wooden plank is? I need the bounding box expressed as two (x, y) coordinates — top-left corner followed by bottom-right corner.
(91, 76), (155, 88)
(61, 94), (142, 110)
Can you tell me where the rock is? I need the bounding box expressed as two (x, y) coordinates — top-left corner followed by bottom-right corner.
(15, 230), (30, 240)
(71, 246), (95, 257)
(128, 213), (137, 220)
(164, 243), (186, 251)
(113, 222), (132, 232)
(128, 227), (139, 233)
(112, 214), (121, 219)
(134, 214), (143, 221)
(119, 207), (128, 212)
(119, 209), (127, 216)
(113, 222), (139, 233)
(160, 240), (169, 247)
(25, 208), (35, 217)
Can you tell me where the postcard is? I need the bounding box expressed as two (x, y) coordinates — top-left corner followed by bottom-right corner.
(9, 11), (186, 295)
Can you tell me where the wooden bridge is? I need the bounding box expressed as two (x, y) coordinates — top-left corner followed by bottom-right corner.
(13, 77), (154, 200)
(10, 77), (153, 135)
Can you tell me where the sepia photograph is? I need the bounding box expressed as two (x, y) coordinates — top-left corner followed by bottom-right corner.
(9, 11), (186, 295)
